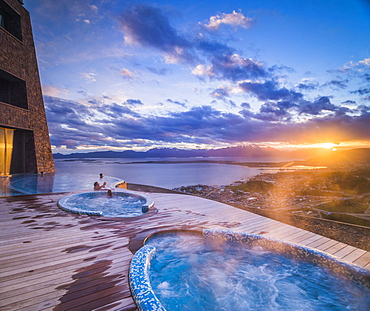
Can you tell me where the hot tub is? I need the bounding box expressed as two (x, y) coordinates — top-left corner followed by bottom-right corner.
(58, 190), (154, 217)
(129, 230), (370, 311)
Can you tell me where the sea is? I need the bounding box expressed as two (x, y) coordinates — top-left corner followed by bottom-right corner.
(54, 157), (298, 189)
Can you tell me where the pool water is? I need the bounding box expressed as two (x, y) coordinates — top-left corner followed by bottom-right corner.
(142, 232), (370, 311)
(58, 191), (154, 217)
(0, 173), (123, 196)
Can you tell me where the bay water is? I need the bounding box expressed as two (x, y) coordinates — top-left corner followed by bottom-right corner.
(54, 158), (275, 189)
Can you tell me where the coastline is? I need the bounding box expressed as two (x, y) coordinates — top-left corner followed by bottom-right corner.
(108, 159), (300, 167)
(128, 162), (370, 252)
(128, 182), (370, 252)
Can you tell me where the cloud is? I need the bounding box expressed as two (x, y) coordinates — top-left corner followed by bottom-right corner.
(194, 53), (268, 82)
(166, 99), (187, 107)
(298, 96), (337, 115)
(33, 0), (102, 30)
(147, 67), (168, 75)
(123, 99), (144, 106)
(334, 57), (370, 98)
(237, 80), (349, 118)
(192, 64), (214, 78)
(241, 102), (251, 109)
(342, 100), (356, 104)
(239, 80), (303, 102)
(340, 57), (370, 73)
(300, 108), (370, 142)
(121, 68), (134, 79)
(101, 103), (141, 118)
(359, 58), (370, 66)
(39, 6), (370, 149)
(42, 85), (68, 97)
(119, 5), (194, 64)
(257, 101), (297, 121)
(210, 87), (230, 99)
(296, 80), (319, 91)
(89, 5), (98, 13)
(351, 87), (370, 96)
(297, 78), (349, 92)
(44, 96), (94, 148)
(44, 94), (370, 149)
(119, 4), (268, 82)
(44, 95), (145, 148)
(81, 72), (97, 82)
(323, 78), (349, 90)
(201, 11), (255, 31)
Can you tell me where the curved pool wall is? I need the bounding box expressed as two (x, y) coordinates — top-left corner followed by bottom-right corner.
(129, 229), (370, 311)
(1, 173), (124, 196)
(130, 245), (166, 311)
(58, 190), (154, 217)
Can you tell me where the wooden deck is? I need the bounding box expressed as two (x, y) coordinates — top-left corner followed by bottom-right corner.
(1, 191), (369, 311)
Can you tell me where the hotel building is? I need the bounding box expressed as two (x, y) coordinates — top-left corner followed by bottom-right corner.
(0, 0), (54, 175)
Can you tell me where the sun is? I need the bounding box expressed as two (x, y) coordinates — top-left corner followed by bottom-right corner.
(321, 143), (336, 149)
(320, 142), (338, 151)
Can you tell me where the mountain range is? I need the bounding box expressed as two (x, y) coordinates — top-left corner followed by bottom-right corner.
(53, 146), (370, 162)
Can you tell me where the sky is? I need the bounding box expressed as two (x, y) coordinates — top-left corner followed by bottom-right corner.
(24, 0), (370, 154)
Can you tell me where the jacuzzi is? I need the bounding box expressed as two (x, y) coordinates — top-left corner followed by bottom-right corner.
(58, 190), (154, 217)
(129, 229), (370, 311)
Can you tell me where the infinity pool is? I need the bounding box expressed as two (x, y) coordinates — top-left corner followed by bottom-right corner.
(130, 230), (370, 311)
(0, 173), (124, 196)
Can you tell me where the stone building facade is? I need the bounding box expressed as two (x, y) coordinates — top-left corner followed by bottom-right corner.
(0, 0), (55, 175)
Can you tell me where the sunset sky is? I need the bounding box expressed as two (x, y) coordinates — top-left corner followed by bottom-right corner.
(24, 0), (370, 154)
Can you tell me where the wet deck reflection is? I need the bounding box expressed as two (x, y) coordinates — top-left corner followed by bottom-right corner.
(0, 191), (369, 310)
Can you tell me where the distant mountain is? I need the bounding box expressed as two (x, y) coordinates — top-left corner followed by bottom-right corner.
(54, 150), (146, 159)
(53, 146), (370, 163)
(53, 146), (283, 159)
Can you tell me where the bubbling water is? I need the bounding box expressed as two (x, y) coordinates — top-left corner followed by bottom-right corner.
(74, 192), (146, 217)
(145, 232), (369, 311)
(58, 191), (154, 217)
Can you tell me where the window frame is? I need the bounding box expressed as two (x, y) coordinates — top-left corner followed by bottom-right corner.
(0, 1), (22, 41)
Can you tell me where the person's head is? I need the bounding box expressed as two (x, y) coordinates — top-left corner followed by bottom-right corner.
(107, 189), (113, 197)
(100, 173), (104, 178)
(94, 182), (99, 187)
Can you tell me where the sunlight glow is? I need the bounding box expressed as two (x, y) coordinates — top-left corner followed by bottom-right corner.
(321, 143), (336, 149)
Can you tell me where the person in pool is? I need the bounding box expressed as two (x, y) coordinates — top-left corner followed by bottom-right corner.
(94, 181), (107, 190)
(107, 189), (113, 197)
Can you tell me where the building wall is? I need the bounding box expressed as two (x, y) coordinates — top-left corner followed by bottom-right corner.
(0, 0), (55, 174)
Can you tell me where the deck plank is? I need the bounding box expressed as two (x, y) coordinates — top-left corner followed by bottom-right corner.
(341, 249), (368, 263)
(0, 191), (369, 311)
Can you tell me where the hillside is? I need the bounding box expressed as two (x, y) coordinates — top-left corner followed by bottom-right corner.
(306, 148), (370, 164)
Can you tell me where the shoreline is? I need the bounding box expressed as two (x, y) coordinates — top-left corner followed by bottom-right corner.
(128, 182), (370, 252)
(58, 157), (307, 167)
(127, 161), (370, 252)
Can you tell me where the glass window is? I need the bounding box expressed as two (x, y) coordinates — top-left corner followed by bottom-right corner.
(0, 70), (28, 109)
(0, 129), (5, 175)
(0, 6), (6, 28)
(0, 9), (5, 28)
(0, 2), (21, 40)
(0, 128), (14, 175)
